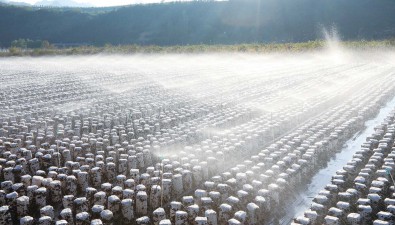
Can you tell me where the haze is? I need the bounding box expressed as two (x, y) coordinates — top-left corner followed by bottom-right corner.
(6, 0), (201, 7)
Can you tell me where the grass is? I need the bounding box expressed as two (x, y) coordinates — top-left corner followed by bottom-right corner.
(1, 39), (395, 57)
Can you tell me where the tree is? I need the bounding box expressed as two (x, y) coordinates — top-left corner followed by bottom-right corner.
(11, 39), (27, 49)
(41, 40), (52, 49)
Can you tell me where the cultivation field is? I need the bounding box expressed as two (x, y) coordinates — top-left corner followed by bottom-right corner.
(1, 51), (395, 225)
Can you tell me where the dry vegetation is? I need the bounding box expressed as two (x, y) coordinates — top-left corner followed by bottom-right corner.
(2, 39), (395, 57)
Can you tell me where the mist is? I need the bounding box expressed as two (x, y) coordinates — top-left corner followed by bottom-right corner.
(1, 32), (395, 225)
(1, 41), (395, 119)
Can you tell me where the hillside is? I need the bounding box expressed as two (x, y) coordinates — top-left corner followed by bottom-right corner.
(0, 0), (395, 47)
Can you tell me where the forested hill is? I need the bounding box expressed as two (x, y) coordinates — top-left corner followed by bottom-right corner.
(1, 0), (395, 47)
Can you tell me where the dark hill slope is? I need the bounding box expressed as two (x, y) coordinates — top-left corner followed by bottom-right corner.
(0, 0), (395, 47)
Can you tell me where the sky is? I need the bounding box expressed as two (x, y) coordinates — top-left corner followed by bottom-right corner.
(7, 0), (193, 7)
